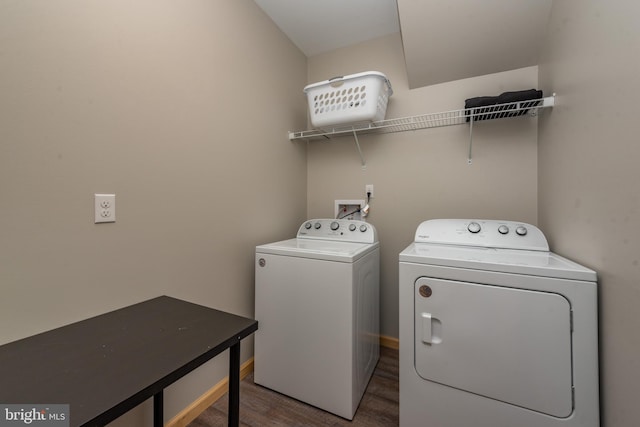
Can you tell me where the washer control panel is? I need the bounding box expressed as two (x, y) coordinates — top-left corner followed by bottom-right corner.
(414, 219), (548, 251)
(297, 219), (377, 243)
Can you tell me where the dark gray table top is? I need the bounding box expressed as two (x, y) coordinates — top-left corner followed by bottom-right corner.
(0, 296), (258, 426)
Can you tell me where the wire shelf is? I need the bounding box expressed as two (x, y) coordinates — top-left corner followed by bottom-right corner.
(289, 95), (555, 141)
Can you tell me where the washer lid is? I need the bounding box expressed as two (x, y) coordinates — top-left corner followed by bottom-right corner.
(399, 242), (596, 282)
(257, 238), (378, 262)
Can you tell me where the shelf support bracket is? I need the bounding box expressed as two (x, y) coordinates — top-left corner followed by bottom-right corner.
(352, 130), (366, 169)
(468, 115), (474, 165)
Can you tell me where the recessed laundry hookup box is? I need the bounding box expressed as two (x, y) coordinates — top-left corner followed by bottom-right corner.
(304, 71), (393, 128)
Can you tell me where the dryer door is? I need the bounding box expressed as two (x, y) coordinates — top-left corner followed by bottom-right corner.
(414, 277), (573, 418)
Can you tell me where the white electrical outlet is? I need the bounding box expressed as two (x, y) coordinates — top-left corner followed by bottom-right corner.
(95, 194), (116, 223)
(366, 184), (374, 198)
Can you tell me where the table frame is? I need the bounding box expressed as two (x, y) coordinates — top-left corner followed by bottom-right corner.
(0, 296), (258, 427)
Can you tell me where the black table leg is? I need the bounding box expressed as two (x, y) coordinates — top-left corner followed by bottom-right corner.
(154, 390), (163, 427)
(228, 341), (240, 427)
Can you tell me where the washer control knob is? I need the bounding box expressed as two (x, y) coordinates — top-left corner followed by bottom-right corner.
(516, 226), (528, 236)
(314, 222), (321, 229)
(349, 223), (357, 231)
(304, 222), (312, 230)
(330, 221), (339, 231)
(468, 222), (481, 233)
(359, 224), (368, 232)
(498, 225), (509, 235)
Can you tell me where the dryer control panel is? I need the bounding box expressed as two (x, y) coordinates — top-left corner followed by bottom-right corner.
(414, 219), (548, 251)
(297, 219), (377, 243)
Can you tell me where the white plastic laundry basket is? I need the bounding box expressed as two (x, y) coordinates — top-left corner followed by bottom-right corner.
(304, 71), (392, 128)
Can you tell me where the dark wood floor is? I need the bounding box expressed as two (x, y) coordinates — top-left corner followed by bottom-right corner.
(189, 346), (399, 427)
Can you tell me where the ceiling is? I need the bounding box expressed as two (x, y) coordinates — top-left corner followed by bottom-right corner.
(253, 0), (400, 57)
(253, 0), (553, 89)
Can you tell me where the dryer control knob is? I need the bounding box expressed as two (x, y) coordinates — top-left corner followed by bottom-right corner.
(516, 226), (528, 236)
(359, 224), (368, 232)
(314, 222), (321, 229)
(330, 221), (339, 231)
(498, 225), (510, 235)
(468, 222), (481, 233)
(304, 222), (312, 229)
(349, 223), (357, 231)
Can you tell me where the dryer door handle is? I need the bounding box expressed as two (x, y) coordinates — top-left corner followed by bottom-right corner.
(420, 313), (442, 345)
(421, 313), (433, 344)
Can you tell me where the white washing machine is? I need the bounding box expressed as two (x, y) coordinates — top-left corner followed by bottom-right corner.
(254, 218), (380, 420)
(399, 219), (599, 427)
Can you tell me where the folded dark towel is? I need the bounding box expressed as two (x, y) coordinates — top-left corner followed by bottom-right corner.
(465, 89), (543, 122)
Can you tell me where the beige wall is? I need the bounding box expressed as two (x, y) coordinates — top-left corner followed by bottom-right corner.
(0, 0), (307, 424)
(307, 34), (541, 338)
(538, 1), (640, 426)
(7, 1), (637, 425)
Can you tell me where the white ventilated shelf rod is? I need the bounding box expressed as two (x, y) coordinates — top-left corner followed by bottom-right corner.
(288, 95), (555, 141)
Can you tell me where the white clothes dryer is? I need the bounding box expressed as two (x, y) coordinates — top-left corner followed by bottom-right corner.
(254, 219), (380, 420)
(399, 219), (599, 427)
